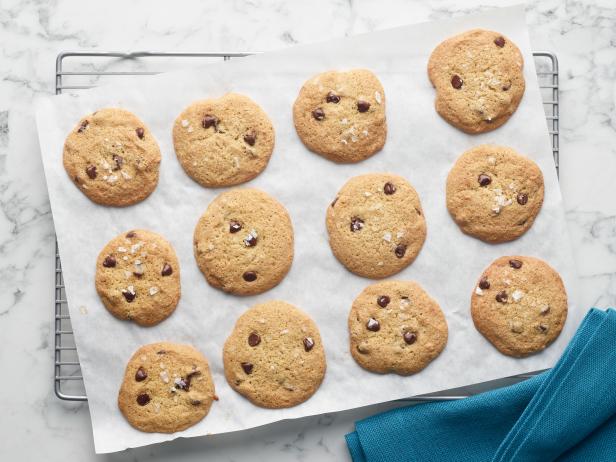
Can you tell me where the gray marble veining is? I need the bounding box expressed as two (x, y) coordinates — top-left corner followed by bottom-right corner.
(0, 0), (615, 460)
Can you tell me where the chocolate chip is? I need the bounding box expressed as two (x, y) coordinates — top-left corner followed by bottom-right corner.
(451, 75), (463, 89)
(161, 263), (173, 276)
(377, 295), (390, 308)
(479, 276), (490, 290)
(248, 332), (261, 347)
(229, 220), (242, 233)
(384, 182), (396, 195)
(357, 100), (370, 112)
(112, 154), (124, 170)
(350, 217), (364, 232)
(133, 271), (143, 278)
(135, 367), (147, 382)
(243, 271), (257, 282)
(509, 259), (523, 269)
(496, 291), (508, 303)
(77, 120), (89, 133)
(403, 331), (417, 345)
(244, 234), (257, 247)
(202, 114), (218, 130)
(326, 91), (340, 103)
(122, 289), (136, 302)
(303, 337), (315, 352)
(136, 127), (145, 139)
(366, 318), (380, 332)
(85, 165), (97, 179)
(156, 350), (167, 355)
(136, 393), (150, 406)
(126, 231), (136, 238)
(175, 378), (188, 390)
(395, 244), (407, 258)
(312, 108), (325, 121)
(502, 82), (512, 91)
(478, 174), (492, 186)
(536, 323), (549, 334)
(190, 399), (202, 405)
(517, 193), (528, 205)
(102, 255), (116, 268)
(241, 362), (253, 374)
(243, 131), (256, 146)
(540, 305), (550, 316)
(331, 197), (338, 208)
(494, 36), (506, 48)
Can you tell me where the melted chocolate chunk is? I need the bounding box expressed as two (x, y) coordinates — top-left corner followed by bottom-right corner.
(85, 165), (97, 179)
(303, 337), (315, 352)
(377, 295), (390, 308)
(112, 154), (124, 171)
(243, 131), (256, 146)
(243, 271), (257, 282)
(244, 234), (257, 247)
(126, 231), (136, 238)
(509, 259), (523, 269)
(135, 367), (147, 382)
(241, 362), (253, 374)
(331, 197), (338, 208)
(496, 291), (508, 303)
(350, 217), (364, 232)
(395, 244), (407, 258)
(384, 182), (396, 195)
(326, 91), (340, 103)
(451, 75), (463, 89)
(494, 36), (506, 48)
(122, 289), (136, 302)
(77, 120), (89, 133)
(102, 255), (116, 268)
(517, 193), (528, 205)
(403, 331), (417, 345)
(248, 332), (261, 347)
(357, 100), (371, 112)
(161, 263), (173, 276)
(479, 276), (490, 290)
(202, 114), (219, 130)
(136, 393), (150, 406)
(478, 174), (492, 187)
(312, 108), (325, 121)
(230, 220), (242, 233)
(366, 318), (380, 332)
(136, 127), (145, 139)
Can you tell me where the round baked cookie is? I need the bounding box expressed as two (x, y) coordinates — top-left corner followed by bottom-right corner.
(293, 69), (387, 163)
(118, 342), (217, 433)
(446, 144), (544, 243)
(193, 188), (294, 295)
(223, 300), (326, 408)
(326, 173), (426, 278)
(471, 256), (568, 357)
(63, 108), (161, 206)
(173, 93), (275, 188)
(428, 29), (525, 134)
(95, 229), (180, 326)
(349, 281), (448, 375)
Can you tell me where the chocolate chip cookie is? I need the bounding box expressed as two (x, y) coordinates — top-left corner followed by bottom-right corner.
(471, 256), (568, 357)
(118, 342), (217, 433)
(349, 280), (448, 375)
(193, 188), (294, 296)
(223, 300), (326, 408)
(293, 69), (387, 163)
(95, 229), (180, 326)
(428, 29), (525, 133)
(173, 93), (275, 187)
(446, 144), (544, 243)
(63, 108), (161, 206)
(326, 173), (426, 278)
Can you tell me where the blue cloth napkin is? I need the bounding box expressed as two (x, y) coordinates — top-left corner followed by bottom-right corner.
(346, 308), (616, 462)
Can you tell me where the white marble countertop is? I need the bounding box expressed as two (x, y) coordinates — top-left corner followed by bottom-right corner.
(0, 0), (615, 460)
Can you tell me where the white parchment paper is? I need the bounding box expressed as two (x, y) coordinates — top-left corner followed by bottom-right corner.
(35, 6), (580, 454)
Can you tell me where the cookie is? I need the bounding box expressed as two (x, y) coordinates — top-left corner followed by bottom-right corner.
(118, 342), (216, 433)
(293, 69), (387, 163)
(193, 188), (294, 295)
(63, 108), (161, 206)
(326, 173), (426, 278)
(173, 93), (275, 188)
(348, 281), (448, 375)
(223, 300), (326, 408)
(428, 29), (525, 134)
(471, 256), (568, 357)
(95, 229), (180, 326)
(446, 144), (544, 243)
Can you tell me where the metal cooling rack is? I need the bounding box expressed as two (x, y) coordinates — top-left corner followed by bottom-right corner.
(54, 51), (560, 402)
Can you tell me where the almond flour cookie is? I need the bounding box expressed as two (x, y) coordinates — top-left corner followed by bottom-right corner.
(326, 173), (426, 278)
(293, 69), (387, 163)
(428, 29), (525, 134)
(95, 229), (180, 326)
(223, 301), (326, 408)
(349, 281), (448, 375)
(446, 145), (544, 243)
(173, 93), (275, 187)
(471, 256), (568, 357)
(63, 108), (161, 206)
(193, 188), (294, 296)
(118, 342), (217, 433)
